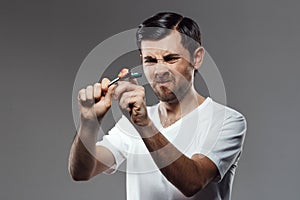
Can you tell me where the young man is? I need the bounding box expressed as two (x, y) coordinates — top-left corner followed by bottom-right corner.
(69, 12), (246, 200)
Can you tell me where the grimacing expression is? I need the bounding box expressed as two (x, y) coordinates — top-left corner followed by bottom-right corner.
(141, 30), (195, 103)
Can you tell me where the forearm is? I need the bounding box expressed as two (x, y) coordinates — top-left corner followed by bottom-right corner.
(136, 123), (207, 197)
(68, 120), (100, 181)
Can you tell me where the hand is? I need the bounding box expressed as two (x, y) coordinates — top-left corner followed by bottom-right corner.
(78, 78), (116, 124)
(113, 69), (151, 127)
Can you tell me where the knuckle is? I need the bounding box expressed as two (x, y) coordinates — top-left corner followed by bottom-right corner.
(120, 104), (126, 110)
(78, 91), (85, 99)
(101, 78), (110, 85)
(86, 85), (93, 90)
(121, 92), (129, 99)
(105, 103), (111, 109)
(138, 86), (145, 92)
(102, 77), (110, 81)
(79, 89), (85, 94)
(137, 95), (143, 101)
(94, 83), (100, 92)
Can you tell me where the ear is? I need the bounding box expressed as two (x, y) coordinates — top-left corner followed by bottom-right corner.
(192, 47), (205, 70)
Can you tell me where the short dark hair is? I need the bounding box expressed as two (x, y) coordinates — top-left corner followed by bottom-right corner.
(136, 12), (202, 56)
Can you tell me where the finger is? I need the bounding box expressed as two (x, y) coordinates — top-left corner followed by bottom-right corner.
(119, 90), (143, 111)
(101, 78), (110, 92)
(103, 84), (117, 108)
(118, 68), (129, 78)
(114, 81), (144, 100)
(119, 92), (132, 112)
(128, 76), (138, 85)
(86, 85), (93, 103)
(94, 83), (101, 100)
(120, 95), (143, 113)
(119, 91), (134, 110)
(78, 89), (86, 102)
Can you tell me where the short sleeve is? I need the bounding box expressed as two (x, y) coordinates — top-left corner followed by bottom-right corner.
(96, 116), (132, 174)
(205, 110), (247, 182)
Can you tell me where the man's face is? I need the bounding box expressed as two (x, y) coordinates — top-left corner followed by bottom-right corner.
(141, 30), (195, 103)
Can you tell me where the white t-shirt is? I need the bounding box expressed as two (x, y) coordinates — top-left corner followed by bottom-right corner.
(96, 97), (247, 200)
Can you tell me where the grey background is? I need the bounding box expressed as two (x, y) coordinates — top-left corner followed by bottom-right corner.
(1, 0), (299, 199)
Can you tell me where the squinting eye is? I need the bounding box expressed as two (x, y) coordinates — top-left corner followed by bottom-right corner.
(164, 56), (180, 63)
(144, 58), (157, 63)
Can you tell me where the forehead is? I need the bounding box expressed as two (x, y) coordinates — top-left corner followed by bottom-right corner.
(140, 30), (188, 55)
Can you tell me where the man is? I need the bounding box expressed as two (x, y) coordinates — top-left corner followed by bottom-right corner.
(68, 12), (246, 200)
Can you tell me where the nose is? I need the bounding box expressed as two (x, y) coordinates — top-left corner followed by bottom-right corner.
(154, 65), (171, 81)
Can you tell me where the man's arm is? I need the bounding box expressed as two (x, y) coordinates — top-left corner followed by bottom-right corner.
(135, 123), (218, 197)
(68, 79), (117, 181)
(68, 122), (115, 181)
(113, 75), (219, 197)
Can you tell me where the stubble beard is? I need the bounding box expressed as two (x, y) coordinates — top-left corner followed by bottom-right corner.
(152, 80), (191, 104)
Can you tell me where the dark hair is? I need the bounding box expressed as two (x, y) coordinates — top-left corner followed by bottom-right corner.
(136, 12), (202, 56)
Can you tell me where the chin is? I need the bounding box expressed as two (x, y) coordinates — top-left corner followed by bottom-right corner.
(155, 89), (178, 103)
(158, 94), (176, 102)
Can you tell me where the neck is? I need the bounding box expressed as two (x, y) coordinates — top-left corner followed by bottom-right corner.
(158, 86), (205, 127)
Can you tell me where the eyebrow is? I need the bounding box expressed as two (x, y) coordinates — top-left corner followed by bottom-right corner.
(143, 56), (156, 60)
(143, 53), (181, 60)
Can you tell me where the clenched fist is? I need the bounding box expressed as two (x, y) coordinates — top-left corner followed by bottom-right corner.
(78, 78), (116, 124)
